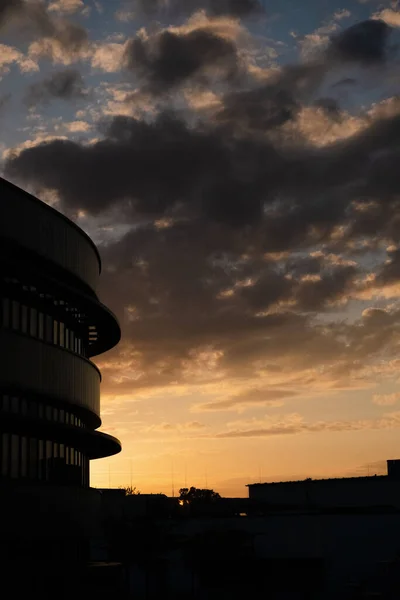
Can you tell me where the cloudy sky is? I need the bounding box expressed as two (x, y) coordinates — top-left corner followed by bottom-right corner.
(3, 0), (400, 496)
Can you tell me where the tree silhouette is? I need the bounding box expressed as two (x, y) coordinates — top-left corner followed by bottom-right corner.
(179, 486), (221, 505)
(120, 485), (141, 496)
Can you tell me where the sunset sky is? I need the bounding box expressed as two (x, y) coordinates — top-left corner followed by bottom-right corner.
(3, 0), (400, 496)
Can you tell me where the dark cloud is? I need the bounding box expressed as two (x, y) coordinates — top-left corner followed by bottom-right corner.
(0, 0), (23, 27)
(375, 248), (400, 287)
(6, 107), (400, 240)
(0, 0), (87, 55)
(294, 265), (357, 311)
(331, 77), (357, 89)
(6, 113), (238, 218)
(133, 0), (263, 18)
(60, 209), (400, 395)
(24, 69), (86, 106)
(6, 17), (400, 394)
(124, 29), (239, 94)
(90, 211), (400, 393)
(217, 87), (299, 131)
(328, 19), (391, 64)
(233, 261), (357, 314)
(6, 111), (289, 226)
(217, 60), (328, 133)
(237, 270), (293, 311)
(314, 97), (341, 119)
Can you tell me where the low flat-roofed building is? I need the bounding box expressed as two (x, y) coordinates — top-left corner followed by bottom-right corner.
(247, 459), (400, 510)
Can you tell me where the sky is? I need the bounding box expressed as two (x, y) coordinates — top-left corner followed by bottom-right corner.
(2, 0), (400, 497)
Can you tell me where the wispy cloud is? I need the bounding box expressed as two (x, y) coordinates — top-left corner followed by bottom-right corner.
(0, 44), (38, 77)
(48, 0), (86, 15)
(145, 421), (206, 433)
(215, 411), (400, 438)
(372, 8), (400, 28)
(194, 387), (292, 412)
(372, 392), (400, 406)
(63, 120), (92, 132)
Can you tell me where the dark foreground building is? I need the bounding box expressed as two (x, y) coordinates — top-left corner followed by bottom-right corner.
(0, 177), (122, 593)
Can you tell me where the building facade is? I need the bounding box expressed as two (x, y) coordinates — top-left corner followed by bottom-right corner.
(247, 459), (400, 510)
(0, 177), (121, 489)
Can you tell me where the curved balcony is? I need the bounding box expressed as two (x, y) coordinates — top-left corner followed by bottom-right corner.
(0, 329), (101, 420)
(0, 178), (101, 294)
(0, 226), (121, 358)
(0, 411), (121, 459)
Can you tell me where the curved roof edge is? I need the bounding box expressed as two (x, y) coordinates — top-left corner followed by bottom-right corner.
(89, 430), (122, 459)
(0, 176), (102, 275)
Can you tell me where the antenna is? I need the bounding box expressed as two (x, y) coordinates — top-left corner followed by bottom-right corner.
(130, 459), (133, 488)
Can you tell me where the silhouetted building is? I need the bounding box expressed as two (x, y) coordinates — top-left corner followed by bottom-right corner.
(0, 177), (122, 590)
(247, 459), (400, 510)
(0, 176), (121, 485)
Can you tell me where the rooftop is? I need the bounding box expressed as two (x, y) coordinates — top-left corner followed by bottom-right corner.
(247, 475), (388, 487)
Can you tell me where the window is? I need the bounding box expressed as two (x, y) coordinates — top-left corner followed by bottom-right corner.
(11, 300), (20, 330)
(65, 327), (69, 350)
(38, 312), (44, 340)
(21, 305), (28, 333)
(11, 397), (19, 413)
(2, 434), (9, 476)
(46, 440), (52, 462)
(20, 437), (27, 477)
(45, 314), (53, 343)
(10, 435), (19, 478)
(53, 320), (59, 344)
(29, 400), (38, 418)
(30, 307), (37, 337)
(20, 398), (27, 416)
(2, 298), (10, 327)
(29, 438), (38, 479)
(38, 440), (44, 479)
(46, 406), (52, 420)
(59, 322), (65, 347)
